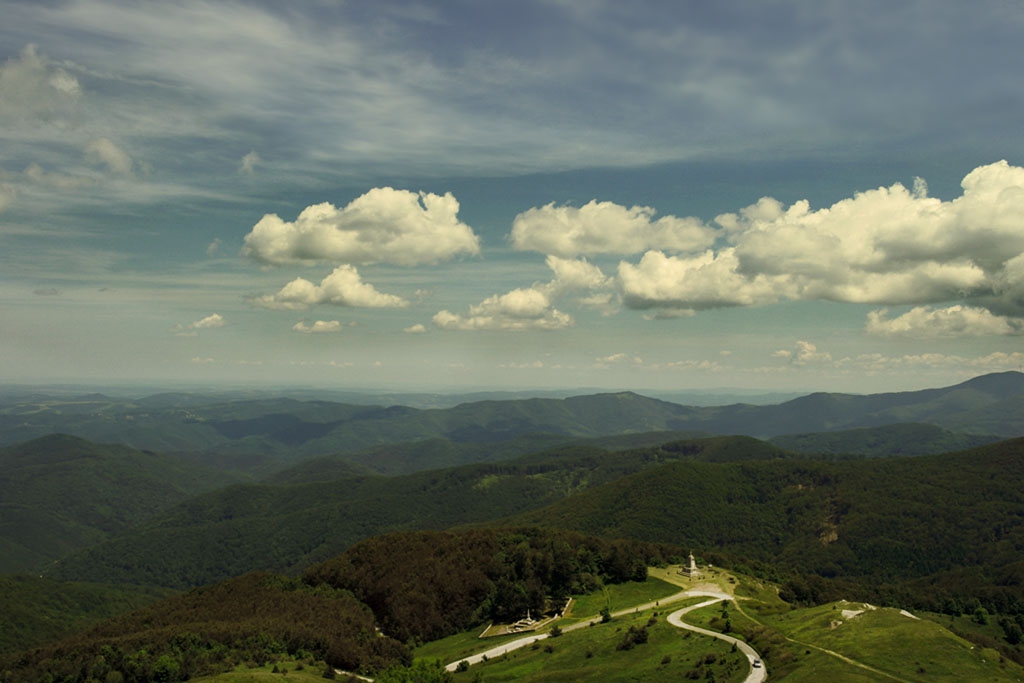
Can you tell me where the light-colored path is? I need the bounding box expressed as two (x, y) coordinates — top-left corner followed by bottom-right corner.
(729, 598), (910, 682)
(666, 594), (767, 683)
(445, 587), (768, 681)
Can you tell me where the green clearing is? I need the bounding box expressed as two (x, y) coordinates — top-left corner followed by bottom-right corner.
(414, 628), (525, 667)
(419, 566), (1024, 683)
(414, 574), (683, 665)
(453, 607), (747, 683)
(759, 601), (1024, 682)
(561, 574), (683, 624)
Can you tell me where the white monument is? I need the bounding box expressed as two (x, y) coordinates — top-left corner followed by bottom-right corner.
(679, 552), (701, 579)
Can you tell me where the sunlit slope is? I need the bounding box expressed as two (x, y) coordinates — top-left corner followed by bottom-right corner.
(758, 600), (1024, 681)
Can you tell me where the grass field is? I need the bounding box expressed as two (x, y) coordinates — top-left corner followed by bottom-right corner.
(414, 574), (684, 665)
(561, 574), (684, 625)
(759, 600), (1024, 682)
(452, 605), (748, 682)
(196, 569), (1024, 683)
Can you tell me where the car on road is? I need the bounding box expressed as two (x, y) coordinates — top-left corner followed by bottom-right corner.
(752, 658), (762, 668)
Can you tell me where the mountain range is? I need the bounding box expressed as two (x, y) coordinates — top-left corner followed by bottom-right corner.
(2, 371), (1023, 677)
(1, 371), (1020, 466)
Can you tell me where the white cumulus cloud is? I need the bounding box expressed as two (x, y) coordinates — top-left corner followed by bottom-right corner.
(242, 187), (480, 266)
(292, 320), (343, 334)
(511, 199), (714, 257)
(866, 305), (1023, 337)
(619, 249), (785, 312)
(543, 255), (611, 293)
(433, 255), (612, 332)
(191, 313), (225, 329)
(174, 313), (225, 336)
(433, 287), (572, 331)
(774, 341), (832, 366)
(252, 265), (408, 310)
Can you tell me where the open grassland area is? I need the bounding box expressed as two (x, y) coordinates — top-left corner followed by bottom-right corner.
(759, 601), (1024, 682)
(414, 573), (686, 664)
(452, 607), (747, 683)
(462, 566), (1024, 683)
(414, 628), (525, 668)
(562, 573), (684, 623)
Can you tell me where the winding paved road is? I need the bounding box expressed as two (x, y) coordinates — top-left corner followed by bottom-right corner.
(446, 588), (768, 681)
(666, 593), (768, 683)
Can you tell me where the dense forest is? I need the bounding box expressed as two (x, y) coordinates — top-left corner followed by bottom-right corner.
(305, 528), (673, 643)
(0, 529), (660, 682)
(507, 438), (1024, 618)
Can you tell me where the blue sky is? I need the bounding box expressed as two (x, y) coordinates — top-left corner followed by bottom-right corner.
(2, 0), (1023, 394)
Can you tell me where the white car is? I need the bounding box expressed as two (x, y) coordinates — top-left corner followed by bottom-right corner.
(752, 658), (762, 668)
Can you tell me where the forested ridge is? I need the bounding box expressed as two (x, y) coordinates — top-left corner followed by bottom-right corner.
(3, 372), (1021, 456)
(0, 434), (242, 572)
(46, 436), (782, 588)
(305, 528), (673, 643)
(504, 437), (1024, 617)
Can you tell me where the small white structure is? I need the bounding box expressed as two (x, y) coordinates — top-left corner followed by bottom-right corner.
(678, 552), (701, 579)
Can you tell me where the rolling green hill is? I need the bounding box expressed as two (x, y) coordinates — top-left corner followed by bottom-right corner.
(769, 422), (1002, 457)
(0, 572), (411, 682)
(3, 373), (1021, 469)
(48, 437), (783, 588)
(0, 575), (168, 654)
(0, 434), (243, 572)
(270, 430), (707, 481)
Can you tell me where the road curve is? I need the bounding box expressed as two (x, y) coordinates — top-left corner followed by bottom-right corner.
(666, 594), (768, 683)
(445, 588), (767, 679)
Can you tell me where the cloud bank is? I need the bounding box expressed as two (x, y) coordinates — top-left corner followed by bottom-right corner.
(866, 306), (1023, 337)
(511, 200), (713, 257)
(489, 161), (1024, 336)
(618, 162), (1024, 316)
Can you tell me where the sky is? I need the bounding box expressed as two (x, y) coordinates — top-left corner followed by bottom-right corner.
(1, 0), (1023, 395)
